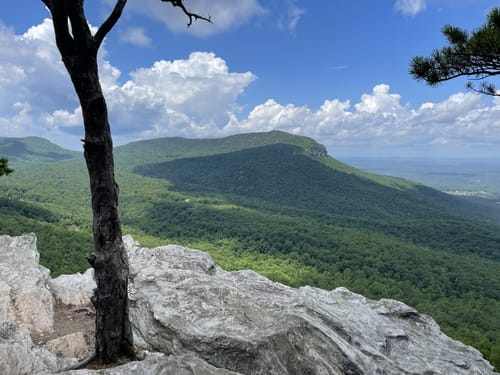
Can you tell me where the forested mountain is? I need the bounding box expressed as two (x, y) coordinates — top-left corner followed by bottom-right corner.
(0, 136), (79, 162)
(0, 131), (499, 368)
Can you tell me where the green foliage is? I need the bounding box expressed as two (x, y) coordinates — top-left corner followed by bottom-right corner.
(410, 7), (500, 95)
(0, 158), (13, 176)
(115, 130), (326, 170)
(1, 134), (500, 368)
(0, 197), (92, 276)
(135, 144), (500, 261)
(0, 137), (79, 163)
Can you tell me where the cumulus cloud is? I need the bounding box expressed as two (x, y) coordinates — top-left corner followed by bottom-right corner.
(103, 51), (256, 140)
(0, 20), (76, 139)
(394, 0), (426, 16)
(120, 27), (152, 47)
(2, 20), (500, 157)
(0, 19), (124, 146)
(228, 84), (499, 157)
(0, 19), (255, 148)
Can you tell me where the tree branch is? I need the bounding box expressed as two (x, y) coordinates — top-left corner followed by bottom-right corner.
(50, 0), (75, 57)
(410, 7), (500, 96)
(67, 0), (93, 47)
(94, 0), (127, 50)
(40, 0), (54, 11)
(161, 0), (212, 26)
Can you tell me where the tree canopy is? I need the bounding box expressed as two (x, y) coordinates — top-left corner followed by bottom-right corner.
(0, 158), (13, 176)
(410, 7), (500, 96)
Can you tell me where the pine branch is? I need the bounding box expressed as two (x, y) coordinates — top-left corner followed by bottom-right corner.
(410, 7), (500, 96)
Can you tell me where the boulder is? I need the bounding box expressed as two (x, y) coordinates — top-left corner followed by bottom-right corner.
(54, 352), (239, 375)
(49, 269), (95, 306)
(0, 234), (53, 335)
(45, 331), (91, 359)
(0, 331), (76, 375)
(0, 234), (497, 374)
(125, 236), (496, 375)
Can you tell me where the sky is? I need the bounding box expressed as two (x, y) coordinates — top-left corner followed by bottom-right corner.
(1, 0), (500, 158)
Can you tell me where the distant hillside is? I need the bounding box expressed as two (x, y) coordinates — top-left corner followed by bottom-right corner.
(114, 131), (327, 168)
(0, 136), (80, 163)
(1, 131), (500, 368)
(115, 131), (458, 191)
(135, 143), (449, 218)
(134, 142), (500, 261)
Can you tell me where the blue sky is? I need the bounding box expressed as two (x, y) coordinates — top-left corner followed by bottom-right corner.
(1, 0), (500, 158)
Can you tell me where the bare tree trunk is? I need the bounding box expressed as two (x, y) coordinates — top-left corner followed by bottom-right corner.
(39, 0), (134, 363)
(66, 53), (134, 364)
(40, 0), (209, 364)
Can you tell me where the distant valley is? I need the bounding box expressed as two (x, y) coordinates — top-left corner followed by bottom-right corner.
(344, 157), (500, 199)
(0, 131), (499, 368)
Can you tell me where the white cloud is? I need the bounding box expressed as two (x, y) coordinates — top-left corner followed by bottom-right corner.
(229, 85), (500, 157)
(103, 51), (256, 140)
(0, 20), (76, 139)
(2, 20), (500, 157)
(278, 0), (305, 33)
(124, 0), (266, 37)
(120, 27), (152, 47)
(233, 99), (311, 135)
(394, 0), (426, 16)
(354, 84), (404, 114)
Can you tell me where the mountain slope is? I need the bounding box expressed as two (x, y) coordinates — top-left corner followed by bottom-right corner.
(134, 142), (500, 260)
(0, 137), (80, 163)
(0, 132), (500, 368)
(133, 143), (456, 220)
(115, 130), (326, 166)
(115, 131), (415, 190)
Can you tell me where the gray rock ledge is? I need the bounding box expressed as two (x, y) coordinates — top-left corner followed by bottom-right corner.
(0, 234), (496, 375)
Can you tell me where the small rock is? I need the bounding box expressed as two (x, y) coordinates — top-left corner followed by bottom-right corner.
(45, 331), (91, 359)
(49, 268), (96, 306)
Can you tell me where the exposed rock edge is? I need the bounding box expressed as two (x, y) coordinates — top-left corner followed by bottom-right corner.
(0, 234), (496, 375)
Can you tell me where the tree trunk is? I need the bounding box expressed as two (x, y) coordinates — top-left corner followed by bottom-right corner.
(65, 52), (134, 364)
(42, 0), (208, 364)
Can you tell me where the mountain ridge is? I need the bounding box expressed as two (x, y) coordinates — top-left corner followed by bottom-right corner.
(0, 136), (80, 163)
(1, 131), (499, 368)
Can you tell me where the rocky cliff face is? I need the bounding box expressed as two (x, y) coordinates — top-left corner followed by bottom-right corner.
(0, 233), (496, 375)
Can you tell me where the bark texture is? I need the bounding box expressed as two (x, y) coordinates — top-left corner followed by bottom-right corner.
(40, 0), (209, 364)
(42, 0), (134, 364)
(64, 41), (134, 366)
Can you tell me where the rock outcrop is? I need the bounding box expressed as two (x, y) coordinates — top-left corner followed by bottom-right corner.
(0, 235), (54, 335)
(0, 233), (497, 375)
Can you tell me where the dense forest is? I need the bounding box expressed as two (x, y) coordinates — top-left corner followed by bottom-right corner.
(0, 132), (499, 368)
